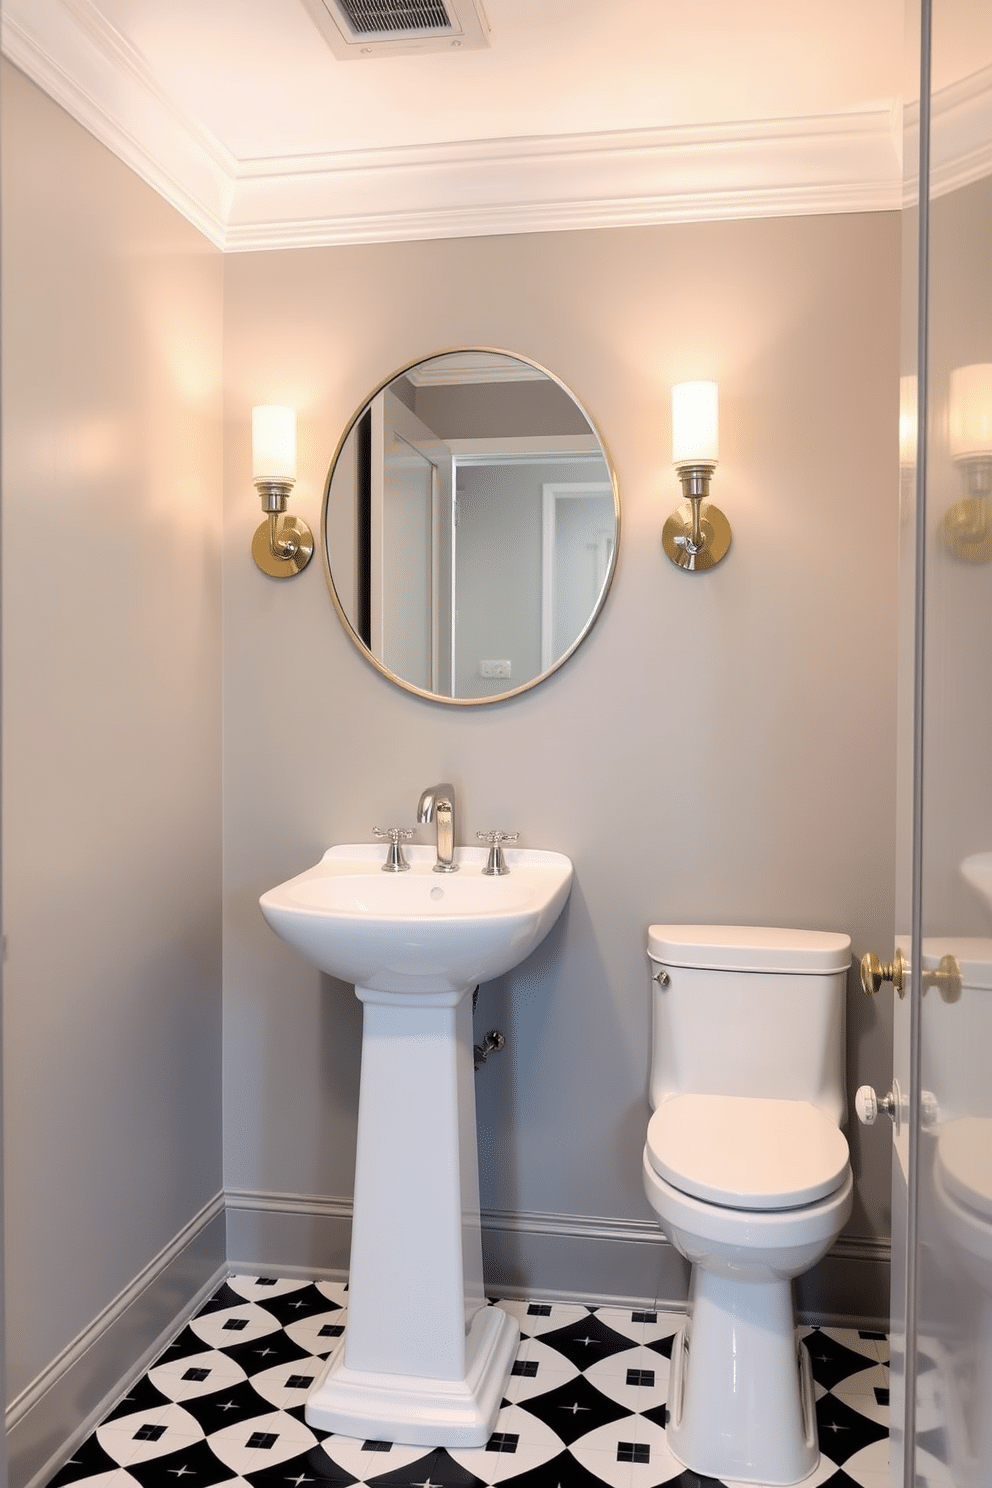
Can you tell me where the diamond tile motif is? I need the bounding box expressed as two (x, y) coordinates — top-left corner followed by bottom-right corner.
(535, 1315), (642, 1373)
(47, 1276), (890, 1488)
(125, 1435), (238, 1487)
(174, 1378), (276, 1437)
(515, 1372), (633, 1447)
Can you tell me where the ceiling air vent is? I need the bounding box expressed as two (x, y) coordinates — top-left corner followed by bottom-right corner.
(301, 0), (491, 58)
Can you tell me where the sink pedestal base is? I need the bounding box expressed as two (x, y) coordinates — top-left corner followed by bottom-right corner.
(307, 1299), (518, 1447)
(306, 983), (518, 1448)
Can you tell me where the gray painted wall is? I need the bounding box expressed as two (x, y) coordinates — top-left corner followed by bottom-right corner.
(1, 59), (225, 1419)
(222, 214), (901, 1304)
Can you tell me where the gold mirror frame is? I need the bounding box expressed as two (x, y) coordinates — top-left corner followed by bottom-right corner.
(320, 348), (620, 705)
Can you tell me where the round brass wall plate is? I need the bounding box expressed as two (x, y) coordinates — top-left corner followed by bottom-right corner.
(941, 498), (992, 563)
(252, 517), (314, 577)
(662, 501), (732, 571)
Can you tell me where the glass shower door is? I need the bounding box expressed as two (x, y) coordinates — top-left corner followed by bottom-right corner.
(896, 2), (992, 1484)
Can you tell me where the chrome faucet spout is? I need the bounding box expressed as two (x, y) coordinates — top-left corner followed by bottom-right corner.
(417, 782), (458, 873)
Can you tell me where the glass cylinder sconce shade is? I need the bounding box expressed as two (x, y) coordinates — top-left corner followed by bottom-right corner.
(672, 381), (720, 467)
(252, 405), (298, 484)
(251, 405), (313, 577)
(949, 364), (992, 462)
(663, 381), (731, 571)
(899, 375), (919, 470)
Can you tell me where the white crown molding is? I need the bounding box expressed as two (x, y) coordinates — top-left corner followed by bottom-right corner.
(898, 62), (992, 207)
(931, 61), (992, 197)
(223, 111), (903, 251)
(1, 0), (233, 247)
(6, 0), (988, 253)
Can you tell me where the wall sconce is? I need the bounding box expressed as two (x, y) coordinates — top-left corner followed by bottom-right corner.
(251, 406), (314, 577)
(942, 363), (992, 563)
(662, 381), (732, 571)
(899, 374), (918, 474)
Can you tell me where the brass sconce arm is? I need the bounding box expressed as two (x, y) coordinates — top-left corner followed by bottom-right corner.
(255, 480), (311, 564)
(663, 462), (731, 571)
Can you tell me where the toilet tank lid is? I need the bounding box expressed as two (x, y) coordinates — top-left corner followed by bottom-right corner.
(647, 925), (852, 974)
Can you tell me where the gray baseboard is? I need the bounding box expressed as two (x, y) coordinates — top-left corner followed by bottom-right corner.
(481, 1207), (691, 1310)
(225, 1188), (352, 1279)
(7, 1196), (227, 1488)
(224, 1189), (891, 1326)
(796, 1234), (892, 1329)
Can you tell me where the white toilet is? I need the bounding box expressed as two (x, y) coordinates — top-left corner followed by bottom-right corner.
(641, 925), (854, 1486)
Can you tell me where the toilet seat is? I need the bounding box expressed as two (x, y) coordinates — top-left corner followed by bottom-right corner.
(646, 1093), (849, 1210)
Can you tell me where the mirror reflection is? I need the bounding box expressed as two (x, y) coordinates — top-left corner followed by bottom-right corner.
(322, 351), (619, 703)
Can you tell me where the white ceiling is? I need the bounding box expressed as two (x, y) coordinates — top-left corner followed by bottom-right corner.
(2, 0), (990, 251)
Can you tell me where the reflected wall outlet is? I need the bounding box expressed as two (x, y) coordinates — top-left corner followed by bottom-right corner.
(479, 659), (511, 678)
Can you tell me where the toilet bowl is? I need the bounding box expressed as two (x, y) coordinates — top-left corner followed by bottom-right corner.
(642, 925), (853, 1486)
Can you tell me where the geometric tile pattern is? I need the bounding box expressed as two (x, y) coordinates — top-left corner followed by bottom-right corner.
(47, 1275), (890, 1488)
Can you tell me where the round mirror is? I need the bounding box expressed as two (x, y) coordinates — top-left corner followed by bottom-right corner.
(322, 350), (620, 704)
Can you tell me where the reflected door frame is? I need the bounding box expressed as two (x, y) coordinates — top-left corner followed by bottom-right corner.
(447, 437), (607, 694)
(369, 387), (455, 696)
(540, 481), (616, 672)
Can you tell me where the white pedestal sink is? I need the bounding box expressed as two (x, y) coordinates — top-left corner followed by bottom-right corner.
(259, 842), (573, 1447)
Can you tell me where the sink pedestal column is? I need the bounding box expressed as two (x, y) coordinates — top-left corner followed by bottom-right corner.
(305, 982), (518, 1447)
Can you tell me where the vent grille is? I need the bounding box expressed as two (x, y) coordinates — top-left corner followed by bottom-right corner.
(336, 0), (453, 37)
(303, 0), (490, 58)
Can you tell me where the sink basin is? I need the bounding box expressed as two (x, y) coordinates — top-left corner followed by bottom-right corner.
(260, 842), (573, 994)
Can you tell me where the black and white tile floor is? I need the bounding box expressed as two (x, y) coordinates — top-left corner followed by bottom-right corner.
(50, 1275), (890, 1488)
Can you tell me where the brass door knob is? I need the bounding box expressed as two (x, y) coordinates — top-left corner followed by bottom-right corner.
(860, 947), (962, 1001)
(860, 948), (909, 998)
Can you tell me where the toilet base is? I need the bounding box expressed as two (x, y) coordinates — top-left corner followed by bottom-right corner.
(667, 1270), (818, 1485)
(305, 1302), (518, 1449)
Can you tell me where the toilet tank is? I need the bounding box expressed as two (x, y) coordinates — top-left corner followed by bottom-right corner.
(648, 925), (852, 1125)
